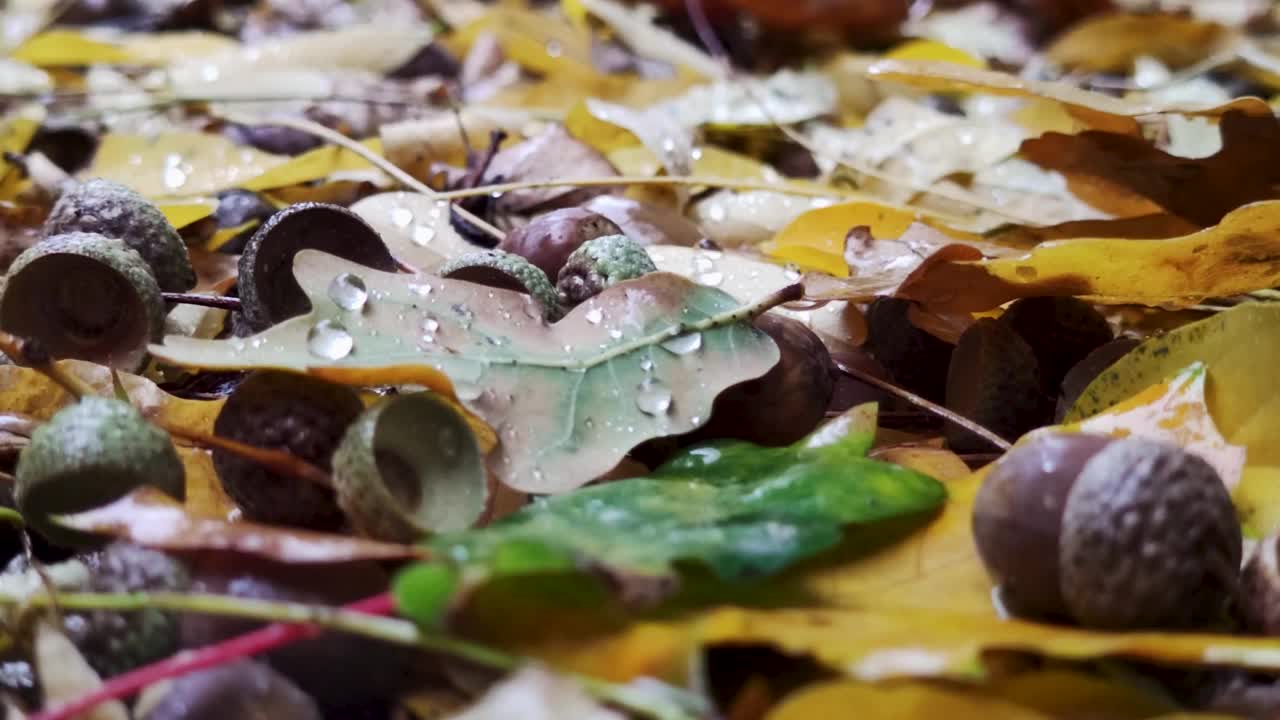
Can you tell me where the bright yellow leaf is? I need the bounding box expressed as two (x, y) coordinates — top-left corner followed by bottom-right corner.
(89, 131), (287, 198)
(0, 115), (40, 201)
(158, 200), (218, 230)
(10, 30), (134, 66)
(885, 39), (985, 68)
(241, 138), (381, 192)
(1045, 12), (1230, 73)
(768, 681), (1048, 720)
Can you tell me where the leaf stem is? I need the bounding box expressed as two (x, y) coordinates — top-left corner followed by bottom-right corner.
(158, 422), (334, 488)
(832, 357), (1013, 452)
(220, 113), (505, 243)
(14, 591), (699, 720)
(0, 332), (98, 400)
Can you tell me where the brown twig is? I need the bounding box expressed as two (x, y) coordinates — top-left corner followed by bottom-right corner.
(162, 293), (243, 311)
(833, 357), (1013, 452)
(159, 423), (333, 488)
(0, 332), (98, 400)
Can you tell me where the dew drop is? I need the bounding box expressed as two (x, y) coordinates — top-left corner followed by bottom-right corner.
(545, 40), (563, 57)
(635, 380), (673, 416)
(585, 307), (603, 325)
(307, 320), (354, 360)
(639, 357), (654, 372)
(162, 165), (188, 190)
(326, 272), (368, 311)
(422, 317), (440, 334)
(454, 382), (483, 401)
(608, 328), (623, 340)
(783, 263), (802, 282)
(409, 282), (432, 297)
(390, 207), (414, 228)
(661, 332), (702, 355)
(695, 271), (724, 287)
(411, 225), (436, 246)
(708, 203), (727, 223)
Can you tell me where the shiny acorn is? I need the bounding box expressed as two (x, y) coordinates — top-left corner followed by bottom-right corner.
(972, 433), (1241, 630)
(556, 234), (656, 306)
(499, 207), (623, 279)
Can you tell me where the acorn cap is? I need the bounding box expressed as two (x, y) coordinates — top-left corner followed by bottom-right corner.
(238, 203), (398, 331)
(16, 397), (185, 548)
(972, 432), (1114, 620)
(1000, 297), (1113, 394)
(212, 371), (364, 530)
(1060, 437), (1241, 629)
(556, 234), (656, 306)
(438, 250), (562, 321)
(332, 393), (487, 543)
(0, 232), (164, 370)
(43, 179), (196, 293)
(498, 208), (624, 278)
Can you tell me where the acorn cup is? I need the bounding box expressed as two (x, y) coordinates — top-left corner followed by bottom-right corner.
(211, 371), (364, 531)
(0, 232), (165, 370)
(945, 318), (1051, 452)
(972, 433), (1241, 630)
(237, 203), (399, 331)
(438, 250), (563, 321)
(332, 392), (488, 544)
(16, 397), (185, 548)
(556, 234), (656, 306)
(44, 178), (196, 293)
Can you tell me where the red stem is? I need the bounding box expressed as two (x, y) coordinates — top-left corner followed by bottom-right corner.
(30, 593), (396, 720)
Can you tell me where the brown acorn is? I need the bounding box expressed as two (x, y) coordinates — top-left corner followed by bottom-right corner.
(863, 297), (953, 404)
(973, 433), (1241, 629)
(498, 208), (623, 279)
(1055, 336), (1142, 421)
(1000, 296), (1114, 395)
(945, 318), (1051, 452)
(1241, 533), (1280, 636)
(211, 371), (363, 530)
(694, 313), (835, 446)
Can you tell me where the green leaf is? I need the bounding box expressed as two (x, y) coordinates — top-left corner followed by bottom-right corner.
(393, 563), (459, 628)
(396, 409), (946, 624)
(150, 250), (783, 493)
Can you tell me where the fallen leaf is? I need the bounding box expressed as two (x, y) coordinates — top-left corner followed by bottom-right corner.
(87, 131), (287, 198)
(1066, 303), (1280, 465)
(395, 407), (944, 620)
(347, 191), (475, 271)
(767, 680), (1049, 720)
(1021, 112), (1280, 226)
(33, 621), (128, 720)
(240, 137), (381, 193)
(889, 200), (1280, 312)
(1045, 12), (1232, 73)
(10, 30), (135, 67)
(151, 250), (783, 493)
(448, 665), (625, 720)
(61, 489), (425, 563)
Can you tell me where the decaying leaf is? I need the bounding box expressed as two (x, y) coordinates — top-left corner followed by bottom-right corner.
(151, 250), (783, 493)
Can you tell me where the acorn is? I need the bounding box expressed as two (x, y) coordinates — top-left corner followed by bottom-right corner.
(555, 234), (656, 306)
(211, 371), (363, 531)
(332, 393), (487, 543)
(437, 250), (563, 322)
(237, 203), (398, 331)
(498, 208), (623, 279)
(1000, 297), (1114, 395)
(693, 313), (835, 446)
(1241, 532), (1280, 636)
(139, 661), (320, 720)
(863, 297), (953, 404)
(43, 179), (196, 293)
(945, 318), (1051, 452)
(64, 542), (191, 678)
(0, 232), (164, 370)
(16, 397), (185, 548)
(972, 433), (1241, 629)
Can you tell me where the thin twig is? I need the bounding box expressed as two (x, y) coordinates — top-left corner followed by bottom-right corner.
(162, 293), (243, 311)
(833, 357), (1013, 452)
(221, 113), (505, 243)
(159, 423), (334, 488)
(0, 332), (98, 400)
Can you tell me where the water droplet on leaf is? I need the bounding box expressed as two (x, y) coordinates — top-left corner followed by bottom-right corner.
(585, 308), (603, 324)
(635, 380), (672, 416)
(307, 320), (354, 360)
(391, 207), (414, 228)
(327, 272), (368, 311)
(411, 225), (436, 246)
(661, 332), (702, 355)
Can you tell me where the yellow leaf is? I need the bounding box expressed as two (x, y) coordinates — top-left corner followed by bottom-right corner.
(1045, 12), (1230, 73)
(451, 7), (602, 90)
(10, 30), (134, 66)
(768, 681), (1048, 720)
(763, 201), (980, 277)
(157, 200), (218, 230)
(1066, 303), (1280, 466)
(991, 669), (1178, 718)
(839, 57), (1271, 134)
(885, 39), (985, 68)
(894, 200), (1280, 312)
(241, 138), (381, 192)
(88, 131), (287, 198)
(561, 0), (588, 30)
(1235, 465), (1280, 538)
(0, 115), (40, 200)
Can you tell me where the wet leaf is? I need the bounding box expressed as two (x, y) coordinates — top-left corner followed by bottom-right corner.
(87, 131), (287, 198)
(888, 200), (1280, 312)
(61, 488), (425, 563)
(151, 250), (783, 493)
(1045, 12), (1232, 73)
(11, 30), (134, 67)
(395, 407), (945, 623)
(767, 680), (1050, 720)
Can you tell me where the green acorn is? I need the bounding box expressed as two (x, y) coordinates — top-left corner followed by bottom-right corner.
(438, 250), (563, 322)
(555, 234), (656, 306)
(0, 232), (164, 370)
(43, 179), (196, 293)
(16, 397), (185, 548)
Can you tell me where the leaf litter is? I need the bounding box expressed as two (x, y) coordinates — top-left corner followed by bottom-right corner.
(5, 1), (1280, 718)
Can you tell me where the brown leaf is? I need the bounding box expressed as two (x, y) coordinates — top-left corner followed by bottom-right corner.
(1021, 111), (1280, 226)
